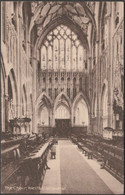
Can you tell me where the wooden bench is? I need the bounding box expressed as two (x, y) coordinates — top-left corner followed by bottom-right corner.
(19, 141), (51, 188)
(99, 143), (124, 183)
(2, 139), (52, 193)
(82, 146), (93, 159)
(70, 136), (78, 145)
(77, 142), (84, 150)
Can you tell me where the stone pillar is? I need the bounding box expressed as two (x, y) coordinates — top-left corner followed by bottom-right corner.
(107, 11), (113, 128)
(87, 112), (92, 134)
(52, 110), (55, 127)
(1, 74), (5, 132)
(71, 109), (73, 127)
(5, 95), (9, 131)
(71, 72), (73, 100)
(32, 57), (38, 133)
(100, 108), (103, 135)
(98, 94), (103, 135)
(4, 77), (9, 131)
(88, 56), (93, 134)
(96, 40), (100, 135)
(17, 13), (22, 118)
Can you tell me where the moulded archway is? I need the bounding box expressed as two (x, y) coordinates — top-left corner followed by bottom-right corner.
(1, 59), (6, 132)
(36, 92), (52, 109)
(53, 92), (71, 126)
(8, 69), (18, 119)
(36, 92), (52, 128)
(54, 92), (71, 112)
(38, 105), (50, 126)
(55, 103), (70, 119)
(29, 1), (97, 57)
(72, 92), (90, 127)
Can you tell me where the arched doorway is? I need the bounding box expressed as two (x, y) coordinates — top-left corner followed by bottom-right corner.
(54, 93), (71, 137)
(36, 93), (52, 134)
(8, 69), (18, 133)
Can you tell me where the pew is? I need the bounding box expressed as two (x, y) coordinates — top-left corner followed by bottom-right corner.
(19, 141), (52, 191)
(70, 133), (124, 183)
(99, 143), (124, 183)
(76, 139), (93, 159)
(82, 146), (93, 159)
(1, 135), (53, 193)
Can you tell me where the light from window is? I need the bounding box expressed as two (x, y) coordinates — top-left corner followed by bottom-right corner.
(41, 24), (86, 71)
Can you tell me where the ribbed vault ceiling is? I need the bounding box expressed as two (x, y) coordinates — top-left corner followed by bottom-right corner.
(30, 1), (95, 36)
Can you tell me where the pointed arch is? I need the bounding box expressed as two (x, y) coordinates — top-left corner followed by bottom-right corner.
(72, 92), (89, 127)
(36, 92), (52, 109)
(32, 16), (89, 58)
(36, 92), (52, 127)
(72, 92), (90, 113)
(1, 57), (6, 132)
(9, 69), (18, 102)
(8, 68), (18, 118)
(29, 2), (96, 43)
(53, 92), (71, 113)
(55, 104), (70, 119)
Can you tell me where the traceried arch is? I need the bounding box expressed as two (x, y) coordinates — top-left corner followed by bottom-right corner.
(55, 104), (70, 119)
(8, 69), (18, 119)
(54, 92), (71, 113)
(40, 24), (86, 71)
(38, 106), (49, 126)
(74, 98), (89, 126)
(37, 93), (52, 127)
(72, 92), (89, 127)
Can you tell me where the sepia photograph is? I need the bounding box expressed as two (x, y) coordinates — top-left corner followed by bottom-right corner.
(1, 1), (124, 194)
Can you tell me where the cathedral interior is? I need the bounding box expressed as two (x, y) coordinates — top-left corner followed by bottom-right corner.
(1, 1), (124, 194)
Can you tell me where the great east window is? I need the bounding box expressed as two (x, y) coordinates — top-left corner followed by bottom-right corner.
(40, 24), (87, 71)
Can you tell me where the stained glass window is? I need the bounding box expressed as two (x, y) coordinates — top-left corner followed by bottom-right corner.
(41, 24), (86, 71)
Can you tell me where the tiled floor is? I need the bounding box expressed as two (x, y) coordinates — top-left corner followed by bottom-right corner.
(41, 140), (124, 194)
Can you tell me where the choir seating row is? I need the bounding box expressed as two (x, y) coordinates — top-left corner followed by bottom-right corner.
(70, 134), (124, 183)
(1, 135), (54, 193)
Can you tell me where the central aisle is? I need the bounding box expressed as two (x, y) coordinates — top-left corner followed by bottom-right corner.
(41, 140), (123, 194)
(59, 140), (113, 194)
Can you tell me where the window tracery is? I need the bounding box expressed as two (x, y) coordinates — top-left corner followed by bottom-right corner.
(41, 24), (86, 71)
